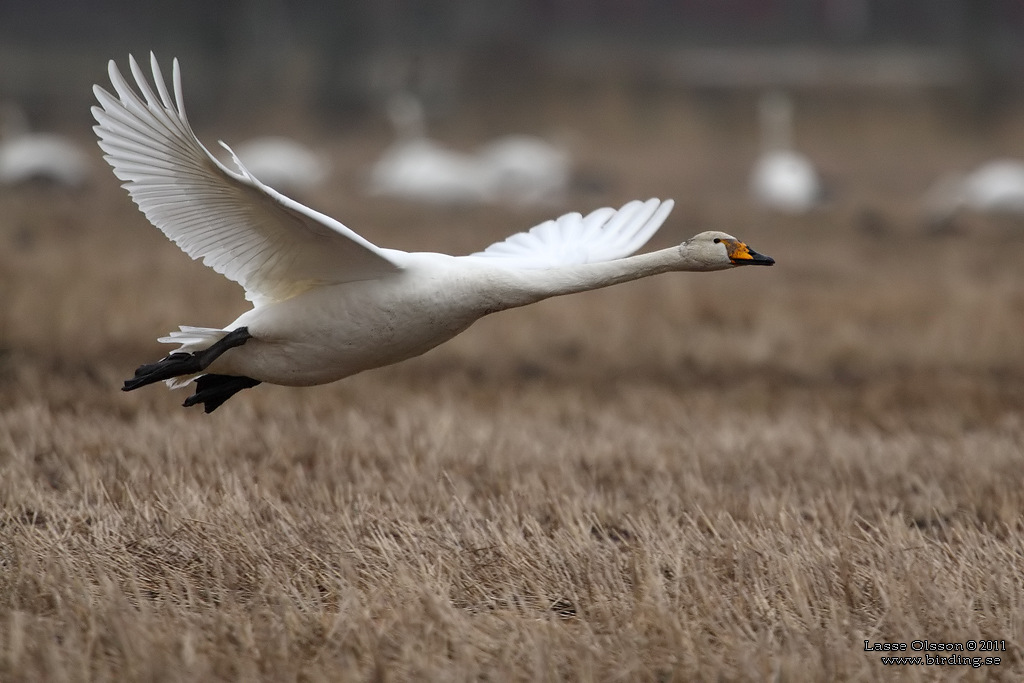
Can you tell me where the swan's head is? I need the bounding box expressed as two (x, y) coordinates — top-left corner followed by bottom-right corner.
(683, 231), (775, 270)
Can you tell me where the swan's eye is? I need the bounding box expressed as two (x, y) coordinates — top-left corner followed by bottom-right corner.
(713, 238), (721, 244)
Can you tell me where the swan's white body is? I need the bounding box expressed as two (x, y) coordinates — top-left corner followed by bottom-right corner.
(232, 137), (330, 193)
(0, 134), (92, 187)
(751, 150), (820, 214)
(476, 135), (570, 206)
(963, 161), (1024, 212)
(925, 160), (1024, 222)
(93, 56), (772, 409)
(369, 137), (495, 204)
(0, 105), (91, 187)
(750, 92), (821, 213)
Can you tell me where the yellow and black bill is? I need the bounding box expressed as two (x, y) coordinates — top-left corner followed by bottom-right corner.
(722, 239), (775, 266)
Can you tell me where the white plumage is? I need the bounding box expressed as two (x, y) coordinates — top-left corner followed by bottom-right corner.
(94, 55), (774, 412)
(469, 203), (672, 270)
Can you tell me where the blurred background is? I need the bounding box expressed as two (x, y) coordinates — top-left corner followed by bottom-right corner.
(3, 1), (1024, 219)
(0, 0), (1023, 419)
(2, 0), (1024, 206)
(2, 0), (1023, 116)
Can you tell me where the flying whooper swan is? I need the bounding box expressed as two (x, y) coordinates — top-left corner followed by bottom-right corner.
(93, 55), (774, 413)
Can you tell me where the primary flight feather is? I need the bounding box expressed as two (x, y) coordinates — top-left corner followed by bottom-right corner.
(94, 54), (774, 412)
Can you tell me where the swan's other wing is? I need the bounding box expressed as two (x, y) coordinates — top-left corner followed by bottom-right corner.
(466, 198), (674, 269)
(92, 54), (402, 306)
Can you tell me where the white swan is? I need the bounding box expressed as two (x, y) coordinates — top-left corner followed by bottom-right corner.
(476, 134), (571, 206)
(231, 136), (330, 194)
(368, 93), (494, 204)
(0, 104), (92, 187)
(750, 92), (821, 213)
(93, 55), (774, 412)
(924, 160), (1024, 224)
(369, 95), (570, 206)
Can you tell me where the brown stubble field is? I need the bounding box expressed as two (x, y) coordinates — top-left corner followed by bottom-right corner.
(1, 91), (1024, 681)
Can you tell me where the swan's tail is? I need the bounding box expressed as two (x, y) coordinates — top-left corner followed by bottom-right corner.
(157, 326), (229, 354)
(146, 326), (229, 388)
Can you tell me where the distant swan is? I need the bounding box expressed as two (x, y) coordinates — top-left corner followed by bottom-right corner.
(368, 93), (494, 203)
(232, 136), (330, 194)
(750, 92), (822, 213)
(924, 160), (1024, 225)
(369, 94), (570, 206)
(476, 134), (570, 206)
(93, 55), (774, 412)
(0, 104), (91, 187)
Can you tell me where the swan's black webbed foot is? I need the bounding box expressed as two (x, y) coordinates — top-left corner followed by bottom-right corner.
(183, 374), (262, 413)
(123, 352), (197, 391)
(122, 327), (253, 392)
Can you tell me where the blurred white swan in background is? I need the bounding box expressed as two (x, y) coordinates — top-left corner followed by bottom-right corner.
(476, 134), (570, 206)
(232, 136), (330, 194)
(0, 104), (91, 187)
(368, 93), (494, 203)
(750, 91), (822, 213)
(94, 54), (774, 412)
(369, 93), (571, 206)
(924, 160), (1024, 225)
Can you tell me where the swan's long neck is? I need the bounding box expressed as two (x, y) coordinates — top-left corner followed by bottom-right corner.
(480, 244), (725, 312)
(387, 93), (427, 141)
(759, 92), (793, 154)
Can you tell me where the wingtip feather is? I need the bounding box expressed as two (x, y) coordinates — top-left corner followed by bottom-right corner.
(470, 197), (675, 268)
(172, 58), (185, 117)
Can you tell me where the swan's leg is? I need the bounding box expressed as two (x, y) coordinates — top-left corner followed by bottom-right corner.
(122, 327), (254, 392)
(182, 374), (262, 413)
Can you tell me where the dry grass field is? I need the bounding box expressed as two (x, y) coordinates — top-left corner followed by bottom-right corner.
(1, 91), (1024, 681)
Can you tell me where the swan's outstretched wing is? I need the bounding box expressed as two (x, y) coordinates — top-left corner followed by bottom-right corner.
(92, 54), (402, 306)
(466, 198), (674, 269)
